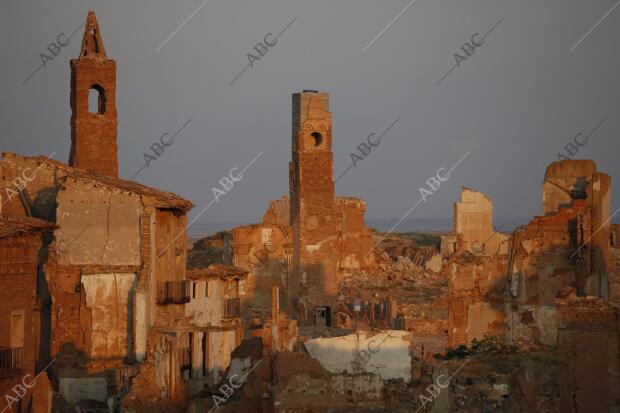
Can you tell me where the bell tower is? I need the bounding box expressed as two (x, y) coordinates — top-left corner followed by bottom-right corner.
(289, 91), (339, 325)
(69, 11), (118, 177)
(289, 91), (335, 218)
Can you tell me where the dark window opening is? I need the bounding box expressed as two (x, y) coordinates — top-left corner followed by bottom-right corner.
(88, 84), (106, 114)
(570, 177), (588, 200)
(310, 132), (323, 147)
(157, 281), (191, 305)
(202, 334), (207, 377)
(92, 29), (100, 54)
(188, 332), (194, 378)
(223, 298), (240, 318)
(316, 306), (332, 327)
(192, 282), (197, 299)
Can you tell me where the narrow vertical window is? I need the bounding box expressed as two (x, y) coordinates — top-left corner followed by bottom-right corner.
(88, 84), (106, 114)
(10, 310), (25, 348)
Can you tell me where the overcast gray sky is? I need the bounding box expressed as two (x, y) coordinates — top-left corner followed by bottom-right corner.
(1, 0), (619, 227)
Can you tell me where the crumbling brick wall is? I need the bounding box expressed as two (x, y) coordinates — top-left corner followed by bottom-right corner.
(542, 161), (612, 297)
(338, 254), (447, 342)
(453, 188), (509, 255)
(119, 330), (187, 410)
(445, 161), (615, 352)
(503, 161), (614, 349)
(557, 292), (620, 412)
(336, 198), (376, 271)
(445, 188), (513, 347)
(0, 229), (49, 412)
(447, 253), (509, 346)
(0, 153), (61, 219)
(542, 160), (598, 214)
(232, 199), (292, 322)
(44, 251), (86, 357)
(506, 219), (577, 348)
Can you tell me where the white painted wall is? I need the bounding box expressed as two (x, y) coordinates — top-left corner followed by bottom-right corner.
(185, 278), (238, 327)
(305, 331), (412, 381)
(59, 377), (107, 404)
(135, 289), (147, 361)
(82, 272), (136, 358)
(206, 330), (237, 383)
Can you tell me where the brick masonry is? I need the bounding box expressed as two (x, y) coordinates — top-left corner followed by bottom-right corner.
(69, 11), (118, 177)
(232, 92), (377, 327)
(0, 223), (53, 412)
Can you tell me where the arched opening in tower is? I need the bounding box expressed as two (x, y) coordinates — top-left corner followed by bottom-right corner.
(88, 84), (106, 114)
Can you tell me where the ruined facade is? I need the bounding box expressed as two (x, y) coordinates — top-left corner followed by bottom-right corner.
(231, 198), (293, 322)
(1, 131), (195, 408)
(507, 160), (613, 346)
(0, 217), (55, 413)
(432, 189), (512, 347)
(447, 253), (509, 347)
(184, 265), (247, 388)
(232, 91), (376, 327)
(451, 187), (509, 256)
(0, 12), (254, 411)
(445, 161), (616, 349)
(442, 188), (510, 346)
(442, 161), (620, 411)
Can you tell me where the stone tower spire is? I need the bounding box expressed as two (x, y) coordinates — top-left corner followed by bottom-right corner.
(69, 10), (118, 177)
(79, 11), (107, 58)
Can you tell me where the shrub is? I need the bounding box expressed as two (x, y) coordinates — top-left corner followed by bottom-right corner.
(405, 232), (441, 250)
(437, 335), (518, 360)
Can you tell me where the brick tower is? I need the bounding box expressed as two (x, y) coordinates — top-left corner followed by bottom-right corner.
(289, 91), (340, 326)
(69, 11), (118, 177)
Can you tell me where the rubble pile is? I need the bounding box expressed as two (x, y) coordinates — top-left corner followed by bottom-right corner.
(338, 251), (449, 339)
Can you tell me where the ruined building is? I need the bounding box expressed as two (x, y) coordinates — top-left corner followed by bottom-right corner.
(445, 160), (616, 348)
(0, 12), (250, 412)
(232, 91), (377, 327)
(507, 160), (614, 346)
(288, 160), (618, 412)
(442, 160), (620, 412)
(445, 187), (512, 346)
(183, 265), (247, 387)
(2, 11), (192, 408)
(0, 217), (56, 413)
(442, 187), (510, 257)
